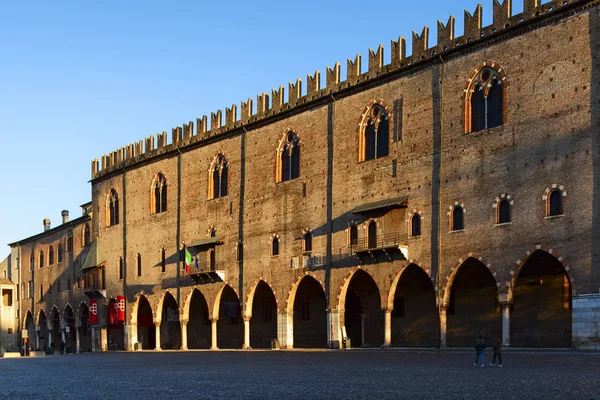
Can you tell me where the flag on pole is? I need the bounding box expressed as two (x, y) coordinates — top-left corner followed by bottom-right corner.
(195, 255), (200, 271)
(184, 248), (192, 274)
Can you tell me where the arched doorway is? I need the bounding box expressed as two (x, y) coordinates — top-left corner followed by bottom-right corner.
(188, 290), (211, 349)
(511, 250), (572, 347)
(24, 312), (36, 351)
(136, 295), (155, 349)
(446, 258), (501, 347)
(78, 303), (92, 352)
(51, 308), (61, 350)
(217, 286), (243, 349)
(63, 305), (76, 353)
(250, 281), (277, 348)
(343, 270), (383, 347)
(391, 265), (439, 347)
(160, 292), (181, 350)
(107, 299), (124, 350)
(293, 276), (327, 348)
(38, 310), (48, 351)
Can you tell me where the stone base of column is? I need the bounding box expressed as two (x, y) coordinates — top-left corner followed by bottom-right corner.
(180, 345), (188, 351)
(242, 344), (252, 350)
(210, 346), (219, 350)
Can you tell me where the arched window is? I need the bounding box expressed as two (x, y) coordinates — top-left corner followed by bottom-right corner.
(67, 230), (73, 252)
(497, 199), (511, 224)
(160, 248), (166, 273)
(39, 251), (45, 268)
(549, 190), (563, 216)
(118, 257), (124, 280)
(452, 206), (464, 231)
(49, 246), (54, 265)
(151, 173), (168, 214)
(29, 253), (34, 271)
(303, 231), (312, 253)
(361, 104), (389, 161)
(137, 254), (142, 277)
(348, 225), (358, 247)
(209, 154), (229, 199)
(368, 221), (377, 249)
(107, 189), (119, 226)
(271, 236), (279, 256)
(277, 131), (300, 182)
(465, 65), (505, 133)
(57, 244), (63, 263)
(411, 214), (422, 237)
(82, 224), (91, 247)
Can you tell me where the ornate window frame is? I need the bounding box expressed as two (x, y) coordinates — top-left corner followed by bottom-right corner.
(463, 62), (507, 134)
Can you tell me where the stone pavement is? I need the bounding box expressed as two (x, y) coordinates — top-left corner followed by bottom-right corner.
(1, 349), (599, 399)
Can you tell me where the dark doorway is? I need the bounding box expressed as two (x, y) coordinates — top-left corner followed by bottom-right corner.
(63, 305), (76, 353)
(392, 265), (439, 347)
(107, 299), (124, 350)
(250, 281), (277, 348)
(343, 270), (384, 347)
(293, 276), (327, 348)
(78, 304), (92, 352)
(51, 308), (61, 350)
(188, 290), (211, 349)
(160, 293), (181, 350)
(38, 311), (48, 351)
(137, 295), (155, 349)
(446, 258), (501, 347)
(217, 286), (243, 349)
(511, 251), (571, 347)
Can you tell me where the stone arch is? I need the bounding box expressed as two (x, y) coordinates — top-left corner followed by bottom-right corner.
(444, 254), (502, 347)
(509, 246), (573, 347)
(338, 267), (385, 347)
(286, 272), (326, 315)
(245, 278), (280, 316)
(508, 245), (576, 301)
(130, 292), (156, 324)
(336, 266), (384, 312)
(386, 260), (431, 310)
(36, 308), (47, 326)
(63, 304), (76, 353)
(23, 309), (33, 329)
(542, 184), (568, 216)
(133, 293), (155, 350)
(213, 283), (243, 349)
(442, 253), (499, 306)
(155, 289), (178, 324)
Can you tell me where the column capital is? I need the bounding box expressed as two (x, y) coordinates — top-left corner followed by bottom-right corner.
(210, 317), (218, 323)
(499, 301), (512, 307)
(381, 307), (393, 313)
(180, 319), (189, 326)
(243, 315), (252, 322)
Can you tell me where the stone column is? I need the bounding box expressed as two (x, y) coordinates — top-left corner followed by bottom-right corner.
(154, 322), (162, 351)
(48, 330), (53, 349)
(501, 302), (511, 347)
(383, 308), (392, 348)
(439, 306), (447, 348)
(35, 325), (40, 350)
(328, 309), (341, 349)
(277, 310), (293, 349)
(242, 316), (252, 350)
(210, 318), (218, 350)
(101, 327), (108, 352)
(180, 320), (188, 351)
(91, 327), (96, 352)
(76, 327), (81, 353)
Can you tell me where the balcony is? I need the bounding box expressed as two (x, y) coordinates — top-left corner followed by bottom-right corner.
(187, 260), (225, 285)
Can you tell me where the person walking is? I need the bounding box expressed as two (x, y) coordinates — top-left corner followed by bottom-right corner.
(474, 335), (486, 367)
(489, 339), (503, 367)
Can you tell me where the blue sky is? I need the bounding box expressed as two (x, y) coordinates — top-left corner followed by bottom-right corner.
(0, 0), (527, 259)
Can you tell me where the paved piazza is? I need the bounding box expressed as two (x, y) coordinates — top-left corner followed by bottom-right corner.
(1, 350), (599, 399)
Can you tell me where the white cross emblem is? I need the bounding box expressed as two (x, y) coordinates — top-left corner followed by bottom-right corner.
(90, 303), (97, 315)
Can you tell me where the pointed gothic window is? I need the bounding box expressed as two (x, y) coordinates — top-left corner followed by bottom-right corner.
(465, 65), (505, 133)
(209, 154), (229, 199)
(107, 189), (119, 226)
(360, 104), (389, 161)
(277, 131), (300, 182)
(152, 173), (167, 214)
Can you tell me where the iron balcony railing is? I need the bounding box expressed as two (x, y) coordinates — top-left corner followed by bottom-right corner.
(351, 232), (407, 252)
(189, 260), (218, 274)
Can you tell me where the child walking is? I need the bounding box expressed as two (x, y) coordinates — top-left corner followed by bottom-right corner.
(474, 335), (486, 367)
(489, 339), (503, 367)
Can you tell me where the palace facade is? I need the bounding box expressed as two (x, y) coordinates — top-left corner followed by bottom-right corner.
(6, 0), (600, 353)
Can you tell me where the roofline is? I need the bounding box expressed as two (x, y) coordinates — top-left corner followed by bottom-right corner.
(7, 214), (91, 247)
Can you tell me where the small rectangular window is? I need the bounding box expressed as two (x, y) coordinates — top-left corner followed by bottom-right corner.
(8, 328), (13, 335)
(302, 182), (307, 197)
(2, 289), (13, 307)
(391, 159), (397, 178)
(393, 98), (403, 142)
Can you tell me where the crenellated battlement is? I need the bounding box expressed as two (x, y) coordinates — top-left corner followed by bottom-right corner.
(91, 0), (586, 180)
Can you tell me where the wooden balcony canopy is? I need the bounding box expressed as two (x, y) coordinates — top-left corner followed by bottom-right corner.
(349, 196), (408, 215)
(188, 236), (224, 248)
(81, 240), (106, 271)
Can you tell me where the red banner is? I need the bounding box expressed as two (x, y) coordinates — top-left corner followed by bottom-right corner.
(108, 299), (118, 325)
(117, 296), (125, 321)
(89, 300), (98, 325)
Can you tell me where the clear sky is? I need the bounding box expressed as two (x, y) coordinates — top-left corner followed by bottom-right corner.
(0, 0), (526, 260)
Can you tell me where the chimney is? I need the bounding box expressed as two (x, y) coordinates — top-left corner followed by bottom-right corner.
(43, 218), (51, 232)
(61, 210), (69, 224)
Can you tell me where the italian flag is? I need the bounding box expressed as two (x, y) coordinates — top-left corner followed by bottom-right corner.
(184, 249), (193, 274)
